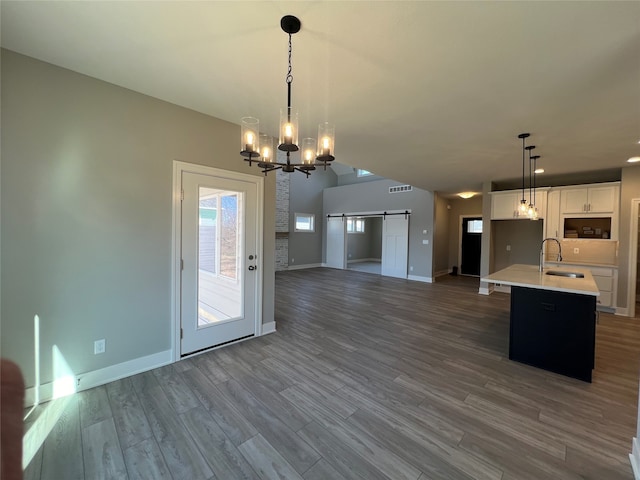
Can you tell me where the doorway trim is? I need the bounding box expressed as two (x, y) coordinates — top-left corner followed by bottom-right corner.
(625, 198), (640, 318)
(171, 161), (264, 362)
(458, 214), (483, 276)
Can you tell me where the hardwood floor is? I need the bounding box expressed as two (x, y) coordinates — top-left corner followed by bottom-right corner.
(25, 268), (640, 479)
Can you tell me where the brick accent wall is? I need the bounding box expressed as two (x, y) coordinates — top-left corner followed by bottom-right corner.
(275, 169), (290, 271)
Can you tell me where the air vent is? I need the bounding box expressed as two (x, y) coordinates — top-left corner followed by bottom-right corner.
(389, 185), (413, 194)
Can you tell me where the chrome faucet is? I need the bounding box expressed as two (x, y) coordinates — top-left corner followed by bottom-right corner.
(540, 238), (562, 272)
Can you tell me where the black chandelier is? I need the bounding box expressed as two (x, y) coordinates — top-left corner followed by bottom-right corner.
(240, 15), (335, 177)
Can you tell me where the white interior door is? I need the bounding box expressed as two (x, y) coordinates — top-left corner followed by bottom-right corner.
(381, 216), (409, 278)
(326, 216), (346, 269)
(180, 170), (259, 356)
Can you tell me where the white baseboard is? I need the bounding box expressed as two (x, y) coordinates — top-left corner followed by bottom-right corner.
(478, 285), (494, 295)
(24, 349), (173, 407)
(261, 321), (277, 335)
(21, 348), (172, 469)
(408, 275), (433, 283)
(630, 437), (640, 479)
(287, 263), (323, 270)
(434, 269), (450, 278)
(347, 258), (381, 264)
(616, 307), (629, 317)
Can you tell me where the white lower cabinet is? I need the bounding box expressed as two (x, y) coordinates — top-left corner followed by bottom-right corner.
(546, 262), (617, 310)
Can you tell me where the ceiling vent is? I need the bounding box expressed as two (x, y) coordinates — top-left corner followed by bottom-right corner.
(389, 185), (413, 194)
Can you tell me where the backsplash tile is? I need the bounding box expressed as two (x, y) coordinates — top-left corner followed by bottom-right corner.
(545, 240), (618, 265)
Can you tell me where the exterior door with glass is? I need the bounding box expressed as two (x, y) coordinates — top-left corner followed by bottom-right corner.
(180, 170), (259, 356)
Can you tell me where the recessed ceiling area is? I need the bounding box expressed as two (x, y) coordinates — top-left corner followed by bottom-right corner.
(1, 1), (638, 193)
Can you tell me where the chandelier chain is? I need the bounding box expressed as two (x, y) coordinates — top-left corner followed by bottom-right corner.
(286, 34), (293, 84)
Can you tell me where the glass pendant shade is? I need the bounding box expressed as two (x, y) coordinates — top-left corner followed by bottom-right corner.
(316, 122), (335, 161)
(301, 138), (316, 165)
(519, 200), (528, 213)
(240, 117), (259, 157)
(259, 134), (274, 163)
(279, 109), (299, 151)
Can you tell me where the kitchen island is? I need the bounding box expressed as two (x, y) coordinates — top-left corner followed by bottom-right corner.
(482, 264), (599, 382)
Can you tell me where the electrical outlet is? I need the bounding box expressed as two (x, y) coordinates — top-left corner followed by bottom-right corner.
(410, 266), (414, 272)
(506, 245), (511, 252)
(94, 339), (105, 355)
(291, 258), (294, 263)
(573, 248), (579, 254)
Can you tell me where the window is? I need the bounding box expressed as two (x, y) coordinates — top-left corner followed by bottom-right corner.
(356, 169), (373, 177)
(295, 213), (315, 232)
(199, 191), (239, 279)
(467, 220), (483, 234)
(347, 218), (365, 233)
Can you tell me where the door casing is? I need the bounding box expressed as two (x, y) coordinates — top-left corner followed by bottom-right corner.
(171, 161), (264, 361)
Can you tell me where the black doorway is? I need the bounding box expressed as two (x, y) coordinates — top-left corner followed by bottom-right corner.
(461, 217), (482, 276)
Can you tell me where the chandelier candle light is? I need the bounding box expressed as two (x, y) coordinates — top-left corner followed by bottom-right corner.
(240, 15), (336, 176)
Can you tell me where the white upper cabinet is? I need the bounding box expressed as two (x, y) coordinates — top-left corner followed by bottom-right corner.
(491, 191), (522, 219)
(561, 184), (619, 214)
(545, 190), (561, 239)
(490, 190), (547, 220)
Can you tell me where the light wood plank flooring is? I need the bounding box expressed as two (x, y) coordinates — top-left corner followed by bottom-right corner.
(25, 268), (640, 479)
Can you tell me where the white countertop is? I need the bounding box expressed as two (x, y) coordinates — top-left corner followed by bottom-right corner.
(481, 264), (600, 296)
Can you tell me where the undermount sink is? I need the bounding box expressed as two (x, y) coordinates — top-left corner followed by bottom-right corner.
(545, 270), (585, 278)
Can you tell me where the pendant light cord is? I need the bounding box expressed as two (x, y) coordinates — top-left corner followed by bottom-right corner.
(521, 136), (526, 202)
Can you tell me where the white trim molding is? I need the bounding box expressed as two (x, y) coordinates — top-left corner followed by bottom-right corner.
(434, 269), (450, 278)
(478, 284), (494, 296)
(261, 321), (277, 335)
(24, 349), (173, 408)
(630, 437), (640, 479)
(408, 275), (433, 283)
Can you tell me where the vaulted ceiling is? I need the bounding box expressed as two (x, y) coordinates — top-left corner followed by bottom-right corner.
(2, 1), (639, 193)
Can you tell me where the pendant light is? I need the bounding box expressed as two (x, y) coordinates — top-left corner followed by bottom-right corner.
(525, 144), (536, 218)
(530, 154), (541, 220)
(240, 15), (336, 177)
(517, 133), (531, 215)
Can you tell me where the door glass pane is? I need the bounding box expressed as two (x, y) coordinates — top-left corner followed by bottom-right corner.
(198, 187), (243, 326)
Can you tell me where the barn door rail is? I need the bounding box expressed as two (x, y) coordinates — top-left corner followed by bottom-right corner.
(327, 210), (411, 221)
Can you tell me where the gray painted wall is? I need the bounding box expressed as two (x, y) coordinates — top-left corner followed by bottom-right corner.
(447, 196), (484, 270)
(1, 50), (276, 388)
(370, 217), (383, 258)
(288, 168), (337, 267)
(323, 180), (434, 279)
(491, 220), (544, 271)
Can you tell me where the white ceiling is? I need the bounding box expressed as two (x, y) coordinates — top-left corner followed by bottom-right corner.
(2, 1), (639, 194)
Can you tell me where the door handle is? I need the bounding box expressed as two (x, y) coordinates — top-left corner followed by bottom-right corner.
(248, 265), (257, 271)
